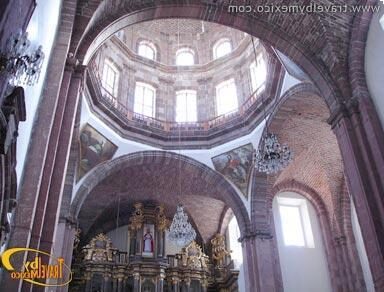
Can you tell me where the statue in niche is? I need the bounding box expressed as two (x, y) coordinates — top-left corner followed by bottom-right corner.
(142, 224), (154, 256)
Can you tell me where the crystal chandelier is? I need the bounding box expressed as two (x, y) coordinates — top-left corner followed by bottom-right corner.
(254, 133), (293, 174)
(0, 31), (44, 86)
(251, 36), (292, 174)
(168, 204), (196, 247)
(168, 20), (197, 248)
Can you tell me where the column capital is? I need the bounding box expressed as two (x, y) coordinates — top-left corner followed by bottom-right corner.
(239, 229), (273, 242)
(327, 98), (359, 128)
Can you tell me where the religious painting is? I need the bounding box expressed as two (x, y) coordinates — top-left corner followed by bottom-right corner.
(211, 143), (254, 199)
(78, 124), (118, 180)
(142, 224), (155, 257)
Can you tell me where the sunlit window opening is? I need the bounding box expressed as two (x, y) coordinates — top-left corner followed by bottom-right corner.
(134, 82), (156, 117)
(250, 55), (267, 93)
(176, 48), (195, 66)
(213, 39), (232, 59)
(102, 59), (119, 97)
(277, 197), (315, 248)
(380, 15), (384, 31)
(216, 79), (238, 116)
(228, 216), (243, 268)
(138, 41), (156, 60)
(176, 90), (197, 122)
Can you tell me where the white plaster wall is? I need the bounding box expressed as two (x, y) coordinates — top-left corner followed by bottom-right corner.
(365, 2), (384, 129)
(16, 0), (62, 183)
(74, 94), (268, 214)
(272, 192), (332, 292)
(350, 200), (374, 292)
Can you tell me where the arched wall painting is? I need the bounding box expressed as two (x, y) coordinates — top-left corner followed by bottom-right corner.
(211, 143), (254, 199)
(78, 124), (118, 180)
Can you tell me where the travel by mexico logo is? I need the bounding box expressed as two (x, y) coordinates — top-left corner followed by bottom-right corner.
(0, 248), (72, 287)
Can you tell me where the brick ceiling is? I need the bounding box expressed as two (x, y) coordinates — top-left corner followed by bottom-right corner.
(77, 158), (233, 243)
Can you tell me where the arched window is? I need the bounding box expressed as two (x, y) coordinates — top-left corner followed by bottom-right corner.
(250, 54), (267, 93)
(138, 41), (156, 60)
(176, 90), (197, 122)
(228, 216), (242, 268)
(134, 82), (156, 117)
(213, 38), (232, 59)
(176, 48), (195, 66)
(101, 59), (119, 98)
(216, 79), (238, 116)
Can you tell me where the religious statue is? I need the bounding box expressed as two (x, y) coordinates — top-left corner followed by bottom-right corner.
(143, 227), (154, 253)
(211, 234), (231, 267)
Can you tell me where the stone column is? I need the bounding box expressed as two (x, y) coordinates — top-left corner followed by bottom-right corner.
(247, 171), (283, 292)
(117, 276), (124, 292)
(133, 272), (140, 292)
(330, 100), (384, 290)
(241, 232), (282, 292)
(85, 273), (92, 292)
(103, 274), (112, 292)
(172, 278), (179, 292)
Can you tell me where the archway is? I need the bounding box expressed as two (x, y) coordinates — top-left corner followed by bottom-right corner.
(70, 151), (251, 238)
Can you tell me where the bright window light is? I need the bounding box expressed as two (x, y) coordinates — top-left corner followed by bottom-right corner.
(138, 41), (156, 60)
(213, 39), (232, 59)
(277, 197), (315, 248)
(216, 79), (238, 116)
(250, 55), (267, 93)
(380, 15), (384, 30)
(134, 82), (156, 117)
(102, 60), (119, 97)
(176, 90), (197, 122)
(176, 48), (195, 66)
(228, 216), (243, 268)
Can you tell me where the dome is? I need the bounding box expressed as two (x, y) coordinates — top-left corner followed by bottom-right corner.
(85, 19), (283, 149)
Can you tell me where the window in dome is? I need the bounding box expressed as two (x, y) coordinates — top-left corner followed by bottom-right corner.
(216, 79), (238, 116)
(213, 39), (232, 59)
(176, 90), (197, 122)
(101, 59), (119, 98)
(250, 54), (267, 94)
(277, 197), (315, 248)
(176, 48), (195, 66)
(380, 15), (384, 30)
(134, 82), (156, 117)
(138, 41), (156, 60)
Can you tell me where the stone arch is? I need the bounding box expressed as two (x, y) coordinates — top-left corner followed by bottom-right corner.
(71, 1), (343, 107)
(70, 150), (251, 237)
(271, 179), (339, 291)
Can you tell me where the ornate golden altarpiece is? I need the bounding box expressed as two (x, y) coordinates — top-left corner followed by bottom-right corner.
(70, 204), (239, 292)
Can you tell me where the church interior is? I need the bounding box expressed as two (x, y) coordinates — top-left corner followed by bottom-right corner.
(0, 1), (384, 292)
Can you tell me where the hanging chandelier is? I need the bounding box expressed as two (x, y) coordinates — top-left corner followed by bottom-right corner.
(254, 133), (293, 174)
(0, 31), (44, 86)
(168, 204), (196, 247)
(250, 36), (292, 174)
(168, 20), (197, 248)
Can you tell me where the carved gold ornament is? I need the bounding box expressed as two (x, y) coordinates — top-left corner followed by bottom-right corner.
(129, 202), (144, 231)
(83, 233), (115, 262)
(211, 234), (231, 264)
(156, 205), (170, 231)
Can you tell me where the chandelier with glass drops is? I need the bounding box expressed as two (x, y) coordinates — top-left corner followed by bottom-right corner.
(168, 204), (197, 247)
(250, 37), (292, 174)
(254, 133), (293, 174)
(0, 31), (44, 86)
(168, 19), (197, 247)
